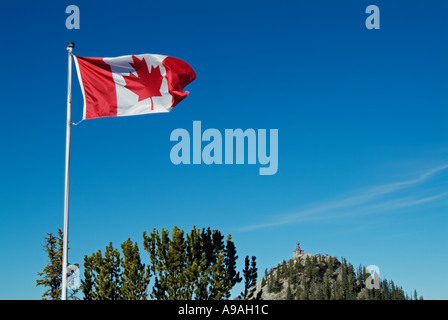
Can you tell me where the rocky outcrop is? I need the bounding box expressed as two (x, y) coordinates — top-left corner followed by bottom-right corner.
(247, 253), (375, 300)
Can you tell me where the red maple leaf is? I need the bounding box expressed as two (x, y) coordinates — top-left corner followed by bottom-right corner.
(123, 55), (163, 110)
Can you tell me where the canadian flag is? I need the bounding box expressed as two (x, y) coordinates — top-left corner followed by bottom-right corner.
(73, 54), (196, 120)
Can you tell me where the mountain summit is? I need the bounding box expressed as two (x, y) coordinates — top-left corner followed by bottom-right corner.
(247, 244), (422, 300)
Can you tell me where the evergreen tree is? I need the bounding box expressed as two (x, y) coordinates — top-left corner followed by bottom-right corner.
(241, 256), (258, 299)
(166, 227), (188, 299)
(334, 277), (342, 300)
(295, 284), (301, 300)
(36, 229), (79, 300)
(356, 264), (364, 284)
(286, 282), (294, 300)
(142, 226), (242, 300)
(323, 266), (332, 300)
(267, 273), (273, 292)
(91, 242), (122, 300)
(39, 227), (253, 300)
(261, 269), (267, 288)
(315, 281), (323, 300)
(120, 238), (151, 300)
(222, 235), (242, 299)
(346, 262), (357, 300)
(82, 239), (151, 300)
(81, 254), (95, 300)
(36, 229), (63, 300)
(271, 267), (282, 293)
(301, 274), (309, 300)
(185, 226), (202, 299)
(381, 279), (390, 300)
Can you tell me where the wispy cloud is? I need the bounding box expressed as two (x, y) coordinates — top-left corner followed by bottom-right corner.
(238, 164), (448, 231)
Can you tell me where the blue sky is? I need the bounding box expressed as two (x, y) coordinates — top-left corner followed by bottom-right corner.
(0, 0), (447, 299)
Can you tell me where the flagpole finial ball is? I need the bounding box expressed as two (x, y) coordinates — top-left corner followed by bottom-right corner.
(67, 42), (75, 48)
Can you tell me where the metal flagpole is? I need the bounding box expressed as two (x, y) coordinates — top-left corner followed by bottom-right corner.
(62, 41), (74, 300)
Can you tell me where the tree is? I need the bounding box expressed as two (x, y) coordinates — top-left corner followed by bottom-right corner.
(120, 238), (151, 300)
(301, 274), (309, 300)
(37, 227), (256, 300)
(413, 289), (423, 301)
(346, 262), (357, 300)
(295, 284), (302, 300)
(271, 267), (282, 293)
(143, 226), (189, 299)
(82, 239), (150, 300)
(81, 254), (95, 300)
(222, 234), (242, 299)
(36, 229), (79, 300)
(240, 255), (258, 299)
(261, 269), (267, 287)
(84, 242), (122, 300)
(286, 283), (294, 300)
(142, 226), (243, 300)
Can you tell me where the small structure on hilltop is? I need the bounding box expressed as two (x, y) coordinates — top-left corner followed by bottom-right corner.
(293, 241), (304, 258)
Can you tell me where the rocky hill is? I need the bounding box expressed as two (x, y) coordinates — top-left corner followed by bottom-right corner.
(247, 252), (422, 300)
